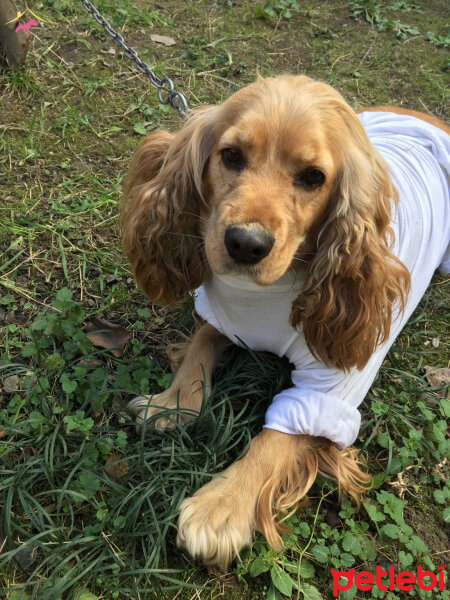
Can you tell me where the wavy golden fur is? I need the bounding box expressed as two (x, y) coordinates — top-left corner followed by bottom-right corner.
(121, 107), (216, 304)
(289, 89), (409, 369)
(255, 435), (371, 552)
(121, 75), (425, 569)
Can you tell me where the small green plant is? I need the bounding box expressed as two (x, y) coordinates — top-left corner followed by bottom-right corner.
(349, 0), (420, 39)
(348, 0), (384, 23)
(378, 19), (419, 39)
(0, 288), (170, 429)
(256, 0), (299, 20)
(0, 67), (43, 98)
(83, 77), (111, 97)
(235, 498), (327, 599)
(128, 95), (172, 135)
(424, 28), (450, 48)
(388, 0), (423, 11)
(237, 488), (449, 600)
(52, 108), (93, 138)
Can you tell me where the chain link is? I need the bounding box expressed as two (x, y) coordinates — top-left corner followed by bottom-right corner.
(82, 0), (189, 117)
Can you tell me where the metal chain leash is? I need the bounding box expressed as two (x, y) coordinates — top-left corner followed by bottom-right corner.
(82, 0), (189, 117)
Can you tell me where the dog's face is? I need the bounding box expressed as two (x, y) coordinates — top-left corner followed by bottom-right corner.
(203, 76), (339, 285)
(122, 74), (409, 370)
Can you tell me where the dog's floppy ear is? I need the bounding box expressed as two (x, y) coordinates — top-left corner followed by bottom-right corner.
(290, 104), (410, 371)
(120, 106), (217, 304)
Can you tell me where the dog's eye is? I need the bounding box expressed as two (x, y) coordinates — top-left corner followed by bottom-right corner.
(294, 168), (325, 190)
(221, 147), (245, 171)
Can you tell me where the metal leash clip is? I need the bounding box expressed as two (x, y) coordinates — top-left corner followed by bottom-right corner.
(82, 0), (189, 117)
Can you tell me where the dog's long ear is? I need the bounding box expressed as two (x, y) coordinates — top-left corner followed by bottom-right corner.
(290, 104), (410, 371)
(120, 106), (217, 304)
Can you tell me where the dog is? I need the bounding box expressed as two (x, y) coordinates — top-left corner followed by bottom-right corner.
(121, 75), (449, 570)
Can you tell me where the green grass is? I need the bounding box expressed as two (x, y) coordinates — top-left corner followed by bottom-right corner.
(0, 1), (449, 599)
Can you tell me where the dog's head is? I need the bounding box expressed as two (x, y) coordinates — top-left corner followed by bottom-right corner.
(121, 75), (409, 370)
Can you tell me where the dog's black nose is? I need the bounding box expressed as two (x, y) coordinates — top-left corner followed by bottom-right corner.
(224, 226), (274, 265)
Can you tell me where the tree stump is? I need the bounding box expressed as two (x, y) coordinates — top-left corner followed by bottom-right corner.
(0, 0), (31, 68)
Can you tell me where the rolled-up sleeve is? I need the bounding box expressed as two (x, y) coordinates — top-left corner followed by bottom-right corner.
(263, 387), (361, 449)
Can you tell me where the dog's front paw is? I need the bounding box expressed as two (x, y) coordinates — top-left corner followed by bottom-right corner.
(127, 389), (200, 431)
(177, 475), (255, 570)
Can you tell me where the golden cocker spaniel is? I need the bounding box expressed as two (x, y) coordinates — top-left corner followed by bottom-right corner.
(121, 75), (450, 569)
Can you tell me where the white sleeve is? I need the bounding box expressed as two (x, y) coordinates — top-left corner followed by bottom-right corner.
(263, 275), (434, 450)
(263, 361), (365, 450)
(263, 386), (361, 450)
(263, 284), (423, 449)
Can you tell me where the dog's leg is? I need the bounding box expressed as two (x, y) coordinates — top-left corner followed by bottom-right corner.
(128, 323), (229, 430)
(177, 429), (370, 570)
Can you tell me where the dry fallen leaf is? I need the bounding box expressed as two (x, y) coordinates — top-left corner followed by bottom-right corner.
(105, 274), (121, 286)
(387, 469), (409, 499)
(15, 544), (36, 571)
(150, 34), (176, 46)
(424, 366), (450, 398)
(432, 459), (448, 482)
(324, 508), (341, 529)
(85, 316), (131, 357)
(91, 410), (102, 425)
(3, 375), (20, 393)
(105, 453), (129, 480)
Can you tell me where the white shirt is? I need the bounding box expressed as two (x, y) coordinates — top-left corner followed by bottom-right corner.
(195, 112), (449, 449)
